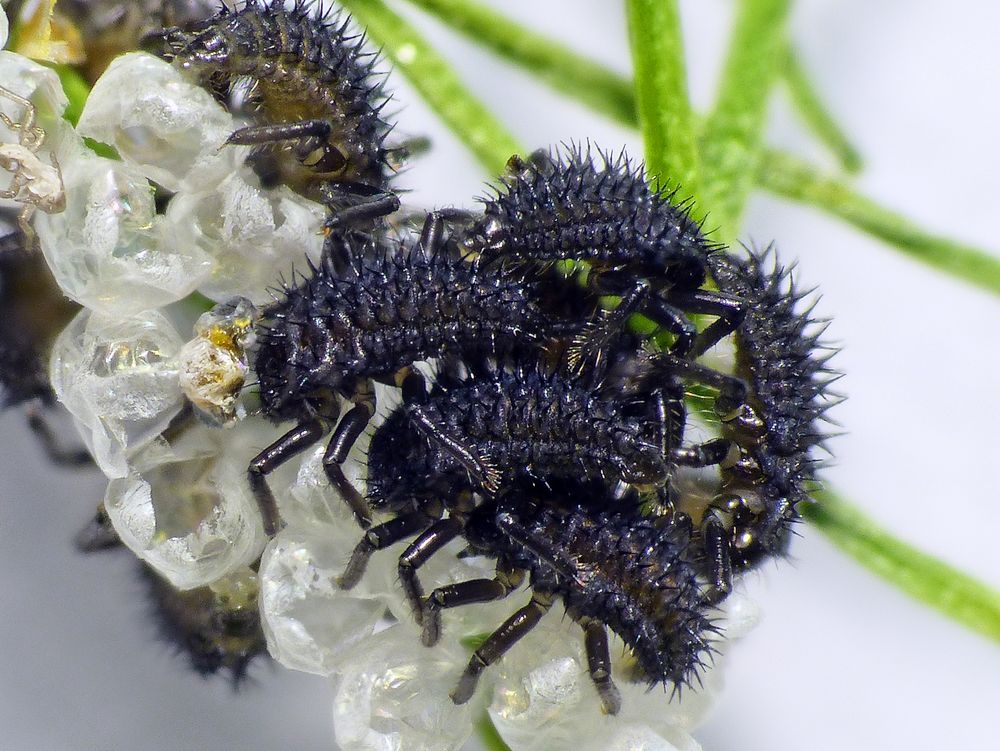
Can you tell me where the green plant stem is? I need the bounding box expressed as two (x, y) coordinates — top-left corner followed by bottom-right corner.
(400, 0), (637, 127)
(338, 0), (521, 175)
(781, 45), (863, 174)
(625, 0), (700, 204)
(699, 0), (791, 241)
(475, 712), (513, 751)
(759, 149), (1000, 296)
(804, 490), (1000, 644)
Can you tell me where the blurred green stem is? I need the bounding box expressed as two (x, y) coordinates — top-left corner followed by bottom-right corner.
(401, 0), (637, 127)
(475, 713), (513, 751)
(625, 0), (700, 204)
(759, 150), (1000, 296)
(338, 0), (521, 174)
(781, 45), (863, 173)
(699, 0), (792, 242)
(805, 491), (1000, 644)
(50, 64), (89, 126)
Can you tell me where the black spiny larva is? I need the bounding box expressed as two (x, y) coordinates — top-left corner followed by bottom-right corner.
(460, 144), (746, 361)
(337, 349), (742, 689)
(343, 346), (743, 597)
(453, 480), (715, 713)
(138, 566), (268, 683)
(342, 471), (715, 714)
(159, 0), (401, 226)
(695, 247), (841, 600)
(247, 213), (588, 536)
(75, 505), (268, 684)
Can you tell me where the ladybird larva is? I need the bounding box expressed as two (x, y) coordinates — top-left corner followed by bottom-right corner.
(697, 247), (841, 598)
(159, 0), (401, 226)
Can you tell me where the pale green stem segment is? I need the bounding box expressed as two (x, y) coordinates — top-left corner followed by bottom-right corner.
(781, 45), (863, 174)
(625, 0), (700, 206)
(699, 0), (792, 242)
(759, 149), (1000, 296)
(338, 0), (521, 175)
(475, 713), (514, 751)
(51, 64), (89, 126)
(804, 490), (1000, 645)
(401, 0), (637, 127)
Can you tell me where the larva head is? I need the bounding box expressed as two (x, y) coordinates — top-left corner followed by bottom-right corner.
(253, 303), (343, 422)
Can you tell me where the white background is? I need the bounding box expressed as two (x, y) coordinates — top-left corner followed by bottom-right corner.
(2, 1), (999, 749)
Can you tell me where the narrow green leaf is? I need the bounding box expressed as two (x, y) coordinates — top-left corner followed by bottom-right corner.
(338, 0), (521, 175)
(804, 490), (1000, 644)
(51, 63), (89, 126)
(700, 0), (792, 241)
(400, 0), (637, 127)
(625, 0), (700, 204)
(781, 45), (863, 174)
(759, 149), (1000, 296)
(401, 0), (864, 190)
(475, 712), (513, 751)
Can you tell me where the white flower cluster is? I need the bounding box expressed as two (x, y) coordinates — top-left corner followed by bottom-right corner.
(2, 23), (758, 751)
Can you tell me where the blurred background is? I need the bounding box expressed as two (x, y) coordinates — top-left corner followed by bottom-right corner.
(2, 0), (999, 749)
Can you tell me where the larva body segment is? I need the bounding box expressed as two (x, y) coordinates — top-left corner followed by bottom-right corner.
(467, 487), (714, 691)
(247, 215), (581, 535)
(342, 473), (715, 714)
(0, 225), (89, 465)
(254, 233), (555, 423)
(160, 0), (398, 223)
(362, 351), (704, 513)
(463, 145), (745, 359)
(703, 248), (840, 578)
(139, 564), (267, 683)
(468, 145), (713, 278)
(0, 242), (61, 407)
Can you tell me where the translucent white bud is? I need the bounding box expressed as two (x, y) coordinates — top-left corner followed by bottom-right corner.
(49, 308), (185, 477)
(331, 625), (475, 751)
(259, 527), (386, 676)
(77, 52), (239, 194)
(34, 138), (213, 315)
(164, 169), (325, 304)
(103, 419), (268, 589)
